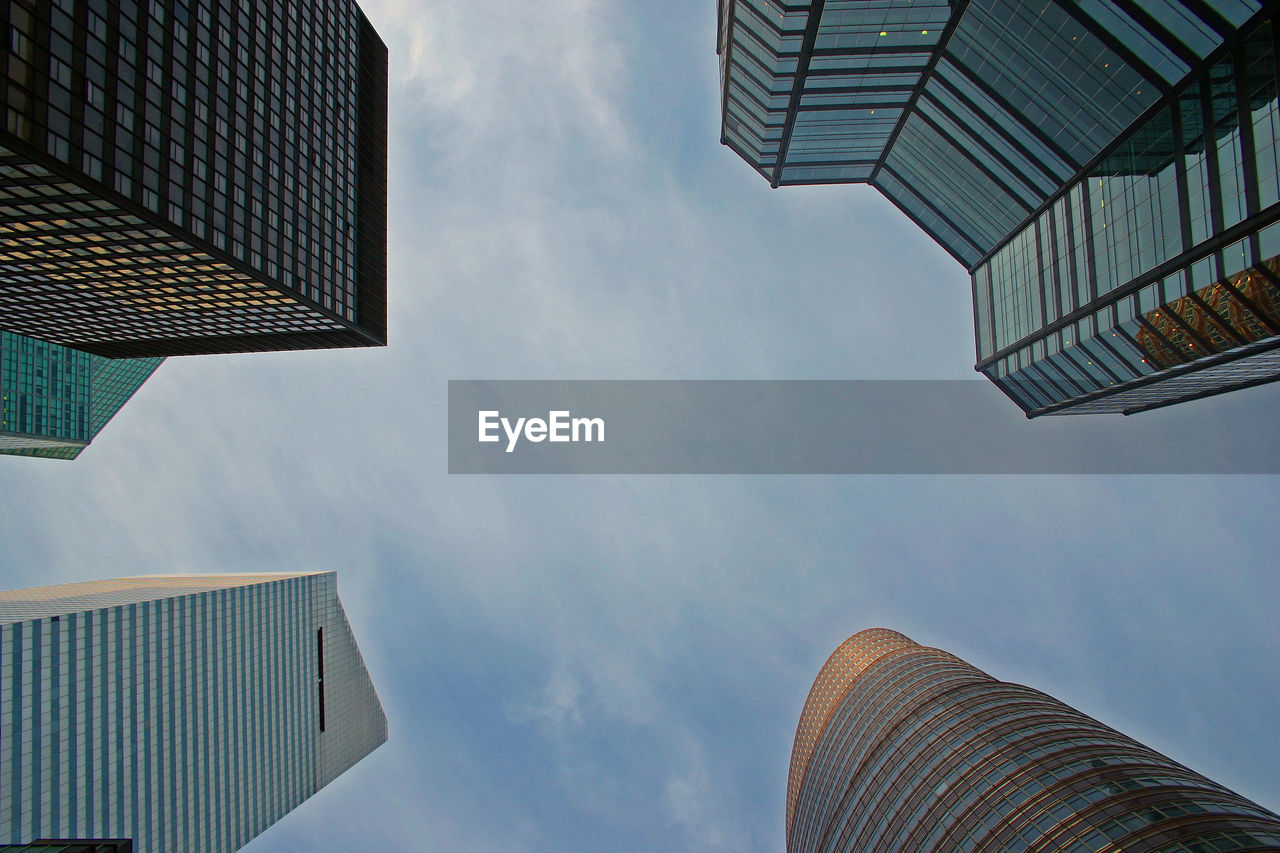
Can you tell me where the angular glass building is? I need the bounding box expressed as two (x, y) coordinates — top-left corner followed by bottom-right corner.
(787, 629), (1280, 852)
(718, 0), (1280, 414)
(0, 573), (388, 853)
(0, 0), (387, 357)
(0, 332), (160, 460)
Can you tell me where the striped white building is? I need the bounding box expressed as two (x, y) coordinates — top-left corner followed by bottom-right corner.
(0, 573), (386, 852)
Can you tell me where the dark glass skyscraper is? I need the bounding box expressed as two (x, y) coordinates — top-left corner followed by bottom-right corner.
(788, 629), (1280, 852)
(718, 1), (1280, 414)
(0, 0), (387, 357)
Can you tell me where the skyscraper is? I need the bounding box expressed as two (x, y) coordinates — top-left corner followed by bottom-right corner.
(0, 0), (387, 357)
(0, 573), (387, 853)
(0, 332), (160, 460)
(788, 629), (1280, 852)
(718, 1), (1280, 415)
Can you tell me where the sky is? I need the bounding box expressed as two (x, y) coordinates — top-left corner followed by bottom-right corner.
(2, 1), (1280, 851)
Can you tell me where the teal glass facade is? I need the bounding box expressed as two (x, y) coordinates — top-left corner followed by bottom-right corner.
(0, 573), (387, 853)
(718, 0), (1280, 414)
(788, 629), (1280, 853)
(0, 332), (160, 460)
(975, 16), (1280, 414)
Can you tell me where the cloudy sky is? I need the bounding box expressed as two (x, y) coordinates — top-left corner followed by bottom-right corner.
(3, 1), (1279, 850)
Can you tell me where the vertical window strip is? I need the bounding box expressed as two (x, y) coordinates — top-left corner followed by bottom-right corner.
(112, 605), (124, 838)
(1040, 211), (1059, 324)
(233, 584), (245, 849)
(289, 577), (301, 802)
(202, 589), (215, 850)
(79, 611), (92, 838)
(30, 617), (42, 840)
(282, 579), (294, 808)
(5, 623), (20, 837)
(127, 603), (139, 850)
(317, 626), (326, 733)
(244, 585), (257, 838)
(1233, 42), (1262, 235)
(215, 588), (228, 850)
(141, 599), (152, 850)
(1247, 23), (1280, 208)
(974, 263), (994, 360)
(254, 583), (266, 832)
(1212, 58), (1248, 230)
(269, 581), (281, 820)
(158, 597), (169, 852)
(98, 608), (110, 833)
(1200, 65), (1229, 243)
(51, 613), (63, 837)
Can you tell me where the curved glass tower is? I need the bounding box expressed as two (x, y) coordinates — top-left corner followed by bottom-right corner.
(787, 629), (1280, 852)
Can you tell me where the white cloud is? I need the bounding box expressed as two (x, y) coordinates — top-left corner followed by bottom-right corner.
(665, 750), (727, 849)
(509, 663), (585, 728)
(369, 0), (631, 153)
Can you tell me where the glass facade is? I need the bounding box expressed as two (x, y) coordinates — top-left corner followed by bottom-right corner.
(975, 15), (1280, 414)
(787, 629), (1280, 853)
(0, 332), (91, 454)
(0, 573), (387, 853)
(718, 1), (1280, 414)
(0, 0), (387, 358)
(0, 331), (160, 460)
